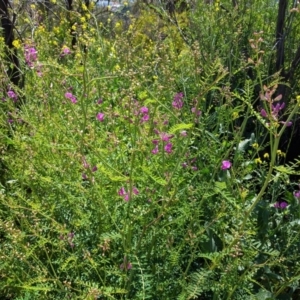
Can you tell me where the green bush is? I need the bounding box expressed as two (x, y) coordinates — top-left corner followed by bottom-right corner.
(1, 0), (300, 299)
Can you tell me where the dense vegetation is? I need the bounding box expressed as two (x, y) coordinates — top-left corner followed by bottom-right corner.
(1, 0), (300, 299)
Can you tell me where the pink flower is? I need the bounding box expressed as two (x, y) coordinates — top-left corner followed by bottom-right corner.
(133, 187), (139, 195)
(164, 142), (173, 153)
(260, 109), (267, 118)
(141, 114), (149, 122)
(180, 131), (187, 137)
(65, 92), (77, 103)
(160, 132), (173, 142)
(172, 92), (184, 110)
(24, 45), (38, 67)
(96, 113), (105, 122)
(140, 106), (149, 114)
(191, 107), (201, 116)
(61, 46), (71, 56)
(152, 145), (159, 154)
(118, 187), (126, 196)
(7, 90), (17, 101)
(221, 160), (231, 170)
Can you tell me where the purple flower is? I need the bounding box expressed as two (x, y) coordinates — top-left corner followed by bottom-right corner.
(182, 162), (188, 168)
(152, 145), (159, 154)
(280, 121), (292, 127)
(180, 131), (187, 137)
(141, 114), (149, 122)
(61, 46), (71, 56)
(119, 187), (129, 201)
(160, 133), (173, 142)
(191, 107), (201, 116)
(92, 166), (98, 172)
(152, 139), (159, 145)
(294, 190), (300, 199)
(164, 142), (173, 154)
(65, 92), (77, 103)
(96, 112), (105, 122)
(7, 90), (18, 101)
(274, 201), (288, 209)
(133, 187), (139, 195)
(120, 257), (132, 271)
(97, 98), (103, 104)
(140, 106), (149, 114)
(24, 46), (38, 67)
(260, 109), (267, 118)
(221, 160), (231, 170)
(118, 187), (126, 196)
(172, 92), (184, 110)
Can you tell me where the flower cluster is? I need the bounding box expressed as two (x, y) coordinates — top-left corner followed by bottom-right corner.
(61, 45), (71, 57)
(25, 45), (38, 67)
(118, 186), (139, 202)
(172, 92), (184, 110)
(140, 106), (149, 122)
(259, 86), (292, 127)
(82, 157), (97, 180)
(65, 92), (77, 103)
(151, 132), (174, 155)
(7, 90), (18, 102)
(120, 256), (132, 271)
(59, 232), (75, 248)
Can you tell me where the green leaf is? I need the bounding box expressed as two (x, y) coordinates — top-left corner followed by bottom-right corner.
(168, 123), (193, 134)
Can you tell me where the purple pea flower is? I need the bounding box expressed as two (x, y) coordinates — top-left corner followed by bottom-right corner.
(294, 190), (300, 199)
(141, 114), (149, 122)
(97, 112), (105, 122)
(24, 45), (38, 67)
(133, 187), (139, 195)
(118, 187), (126, 196)
(61, 46), (71, 56)
(65, 92), (77, 103)
(140, 106), (149, 114)
(274, 201), (288, 209)
(191, 107), (201, 116)
(152, 145), (159, 154)
(7, 90), (18, 101)
(221, 160), (231, 170)
(172, 92), (184, 110)
(164, 142), (173, 154)
(260, 109), (268, 118)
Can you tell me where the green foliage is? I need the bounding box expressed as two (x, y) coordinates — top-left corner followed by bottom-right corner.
(1, 0), (300, 299)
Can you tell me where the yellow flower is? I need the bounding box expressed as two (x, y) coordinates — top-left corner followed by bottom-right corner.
(12, 40), (21, 49)
(232, 111), (239, 120)
(277, 150), (286, 157)
(252, 143), (259, 149)
(82, 3), (88, 11)
(80, 16), (86, 23)
(297, 95), (300, 106)
(263, 153), (269, 159)
(254, 158), (262, 164)
(50, 0), (56, 3)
